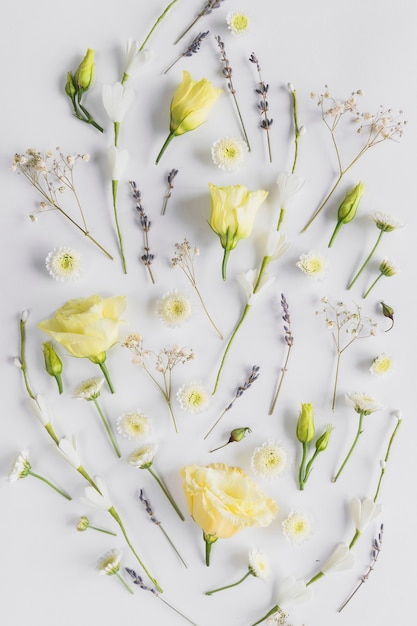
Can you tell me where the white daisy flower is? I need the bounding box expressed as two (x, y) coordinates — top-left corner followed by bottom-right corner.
(370, 353), (393, 375)
(345, 392), (383, 415)
(282, 510), (312, 544)
(117, 410), (151, 439)
(8, 450), (31, 482)
(128, 443), (157, 469)
(176, 381), (211, 413)
(73, 377), (105, 401)
(248, 549), (270, 580)
(372, 211), (404, 232)
(156, 290), (193, 327)
(96, 548), (122, 576)
(296, 250), (328, 280)
(211, 137), (249, 171)
(45, 247), (81, 281)
(251, 441), (289, 479)
(226, 12), (250, 35)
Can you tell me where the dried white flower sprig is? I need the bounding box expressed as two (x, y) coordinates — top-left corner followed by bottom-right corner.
(8, 449), (71, 500)
(205, 548), (270, 595)
(11, 149), (113, 259)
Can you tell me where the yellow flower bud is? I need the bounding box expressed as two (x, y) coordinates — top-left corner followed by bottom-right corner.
(315, 424), (333, 452)
(170, 71), (222, 136)
(42, 341), (63, 394)
(74, 48), (95, 92)
(65, 72), (77, 102)
(296, 403), (315, 444)
(328, 181), (364, 247)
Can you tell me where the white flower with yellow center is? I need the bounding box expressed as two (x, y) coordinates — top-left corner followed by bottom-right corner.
(370, 353), (393, 375)
(372, 211), (404, 232)
(248, 549), (270, 580)
(345, 392), (383, 415)
(177, 381), (211, 413)
(211, 137), (248, 171)
(117, 410), (151, 439)
(282, 510), (312, 544)
(45, 247), (81, 281)
(156, 290), (192, 327)
(73, 377), (105, 401)
(128, 443), (157, 469)
(251, 440), (289, 479)
(226, 11), (250, 35)
(296, 250), (328, 279)
(8, 450), (31, 482)
(96, 548), (122, 576)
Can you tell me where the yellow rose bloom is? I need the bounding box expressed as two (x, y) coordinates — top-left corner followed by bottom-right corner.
(208, 183), (268, 279)
(182, 463), (278, 563)
(156, 71), (222, 164)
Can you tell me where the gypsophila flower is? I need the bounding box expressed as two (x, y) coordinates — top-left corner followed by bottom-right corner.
(177, 381), (211, 413)
(296, 251), (328, 280)
(8, 450), (31, 482)
(96, 548), (122, 576)
(251, 441), (289, 479)
(156, 290), (193, 327)
(227, 11), (250, 34)
(128, 443), (157, 469)
(370, 353), (393, 375)
(248, 549), (270, 580)
(211, 137), (248, 171)
(282, 510), (312, 544)
(73, 377), (105, 400)
(45, 247), (81, 281)
(117, 410), (151, 439)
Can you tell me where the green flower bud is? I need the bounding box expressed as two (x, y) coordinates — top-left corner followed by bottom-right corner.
(76, 516), (90, 531)
(65, 72), (77, 102)
(380, 301), (394, 331)
(315, 424), (334, 452)
(42, 342), (63, 394)
(229, 427), (252, 443)
(296, 403), (315, 444)
(74, 48), (95, 92)
(328, 181), (364, 247)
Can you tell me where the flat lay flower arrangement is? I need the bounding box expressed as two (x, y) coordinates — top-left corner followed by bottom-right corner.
(5, 2), (410, 625)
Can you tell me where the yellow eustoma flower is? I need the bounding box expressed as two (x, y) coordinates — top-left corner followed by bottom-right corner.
(208, 183), (268, 279)
(182, 463), (278, 565)
(156, 71), (222, 163)
(74, 48), (95, 92)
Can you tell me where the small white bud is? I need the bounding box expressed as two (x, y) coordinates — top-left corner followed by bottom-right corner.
(299, 125), (307, 135)
(13, 357), (22, 368)
(393, 410), (402, 420)
(287, 82), (295, 92)
(380, 460), (386, 469)
(21, 310), (29, 322)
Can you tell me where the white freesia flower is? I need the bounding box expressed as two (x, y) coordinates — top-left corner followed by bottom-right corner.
(58, 436), (82, 469)
(237, 269), (275, 304)
(28, 394), (51, 426)
(350, 497), (382, 532)
(276, 576), (314, 608)
(107, 146), (129, 181)
(263, 231), (291, 261)
(320, 543), (356, 574)
(83, 476), (112, 510)
(276, 172), (304, 208)
(102, 82), (135, 123)
(123, 39), (152, 77)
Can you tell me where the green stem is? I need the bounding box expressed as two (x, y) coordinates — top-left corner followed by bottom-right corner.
(77, 101), (104, 132)
(112, 180), (128, 274)
(298, 441), (309, 490)
(205, 570), (251, 595)
(347, 230), (384, 290)
(77, 465), (100, 490)
(212, 305), (251, 394)
(114, 122), (120, 147)
(306, 571), (324, 586)
(158, 525), (187, 567)
(362, 273), (383, 299)
(328, 220), (344, 248)
(28, 470), (72, 500)
(54, 374), (63, 395)
(269, 344), (292, 415)
(232, 92), (251, 151)
(147, 466), (184, 521)
(373, 415), (402, 503)
(333, 411), (365, 482)
(349, 529), (361, 549)
(193, 284), (223, 340)
(109, 506), (162, 592)
(173, 12), (201, 45)
(204, 532), (218, 566)
(301, 172), (344, 233)
(331, 350), (342, 412)
(290, 87), (301, 174)
(19, 317), (35, 400)
(116, 572), (134, 594)
(155, 132), (176, 164)
(249, 605), (280, 626)
(93, 398), (121, 458)
(97, 360), (115, 394)
(276, 208), (286, 232)
(44, 423), (60, 446)
(90, 525), (117, 536)
(141, 0), (180, 50)
(158, 596), (199, 626)
(221, 248), (231, 281)
(304, 448), (320, 483)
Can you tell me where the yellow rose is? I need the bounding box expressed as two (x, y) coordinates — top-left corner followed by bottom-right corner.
(156, 71), (222, 164)
(208, 183), (268, 279)
(182, 463), (278, 564)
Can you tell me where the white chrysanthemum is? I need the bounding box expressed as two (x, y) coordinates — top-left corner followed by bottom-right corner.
(96, 548), (122, 576)
(156, 290), (192, 327)
(176, 381), (211, 414)
(45, 247), (81, 281)
(345, 392), (383, 415)
(251, 441), (289, 479)
(211, 137), (248, 171)
(8, 450), (31, 482)
(296, 250), (328, 280)
(372, 211), (404, 232)
(117, 410), (151, 439)
(226, 11), (250, 35)
(282, 510), (312, 544)
(370, 353), (393, 375)
(248, 549), (270, 580)
(73, 377), (105, 401)
(128, 443), (157, 469)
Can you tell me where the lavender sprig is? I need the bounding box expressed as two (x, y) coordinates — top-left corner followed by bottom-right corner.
(161, 168), (179, 215)
(249, 52), (273, 162)
(203, 366), (260, 439)
(164, 32), (209, 75)
(173, 0), (224, 45)
(129, 180), (155, 284)
(338, 524), (384, 612)
(125, 567), (199, 625)
(269, 294), (294, 414)
(215, 36), (251, 150)
(138, 489), (187, 567)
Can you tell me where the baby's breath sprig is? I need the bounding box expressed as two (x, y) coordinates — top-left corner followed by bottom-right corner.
(172, 239), (223, 339)
(129, 180), (155, 284)
(164, 31), (209, 75)
(126, 567), (199, 625)
(269, 294), (294, 415)
(215, 36), (251, 150)
(301, 87), (406, 232)
(11, 149), (113, 259)
(173, 0), (224, 45)
(204, 366), (260, 439)
(161, 168), (179, 215)
(249, 52), (273, 162)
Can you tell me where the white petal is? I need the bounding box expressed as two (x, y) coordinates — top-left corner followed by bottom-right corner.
(83, 476), (112, 510)
(58, 436), (81, 469)
(321, 543), (356, 573)
(276, 172), (304, 208)
(350, 497), (361, 530)
(28, 394), (50, 426)
(277, 576), (314, 608)
(107, 146), (129, 181)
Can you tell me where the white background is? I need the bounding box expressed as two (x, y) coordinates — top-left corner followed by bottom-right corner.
(1, 1), (416, 625)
